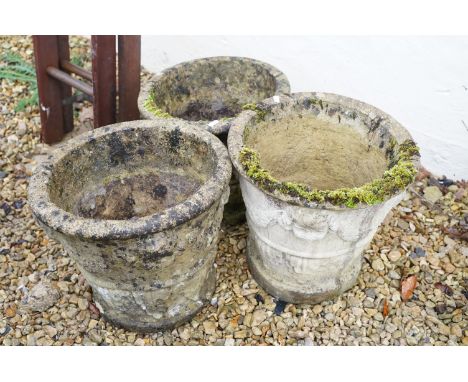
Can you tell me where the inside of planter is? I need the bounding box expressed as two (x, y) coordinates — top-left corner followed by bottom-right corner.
(244, 113), (390, 191)
(48, 127), (216, 220)
(148, 58), (278, 121)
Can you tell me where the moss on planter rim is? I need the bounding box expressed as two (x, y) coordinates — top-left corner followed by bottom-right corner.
(239, 139), (419, 208)
(242, 103), (266, 122)
(144, 92), (172, 119)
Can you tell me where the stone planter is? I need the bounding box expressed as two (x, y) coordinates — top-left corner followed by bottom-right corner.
(228, 92), (420, 304)
(138, 56), (290, 225)
(28, 120), (231, 331)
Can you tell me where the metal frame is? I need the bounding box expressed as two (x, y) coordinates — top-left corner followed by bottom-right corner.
(33, 35), (141, 143)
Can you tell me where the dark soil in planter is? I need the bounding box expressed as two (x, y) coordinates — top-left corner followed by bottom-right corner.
(45, 125), (217, 226)
(75, 170), (202, 220)
(172, 97), (241, 122)
(149, 59), (278, 121)
(245, 115), (388, 190)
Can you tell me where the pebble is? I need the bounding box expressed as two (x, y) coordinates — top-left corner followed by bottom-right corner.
(365, 288), (376, 299)
(388, 250), (402, 262)
(237, 238), (246, 250)
(374, 313), (384, 321)
(17, 121), (27, 136)
(65, 307), (79, 319)
(252, 327), (262, 336)
(203, 321), (217, 335)
(88, 330), (103, 344)
(88, 319), (99, 330)
(439, 324), (451, 336)
(424, 186), (443, 203)
(78, 298), (88, 311)
(450, 325), (462, 338)
(234, 330), (247, 339)
(44, 326), (57, 338)
(410, 247), (426, 258)
(57, 281), (69, 292)
(312, 305), (323, 315)
(388, 270), (401, 280)
(251, 309), (267, 327)
(23, 282), (60, 312)
(4, 306), (16, 318)
(371, 258), (385, 271)
(179, 327), (191, 341)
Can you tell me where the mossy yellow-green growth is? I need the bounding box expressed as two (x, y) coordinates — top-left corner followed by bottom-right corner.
(242, 103), (266, 122)
(239, 139), (419, 208)
(144, 92), (172, 119)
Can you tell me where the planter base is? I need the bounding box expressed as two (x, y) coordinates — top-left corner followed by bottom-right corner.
(246, 220), (362, 304)
(88, 263), (217, 332)
(239, 177), (405, 304)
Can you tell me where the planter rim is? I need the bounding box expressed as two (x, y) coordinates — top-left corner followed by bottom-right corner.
(28, 120), (232, 240)
(228, 92), (420, 211)
(138, 56), (291, 136)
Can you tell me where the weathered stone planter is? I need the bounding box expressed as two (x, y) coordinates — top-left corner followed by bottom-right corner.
(138, 56), (290, 225)
(228, 92), (420, 304)
(28, 120), (231, 331)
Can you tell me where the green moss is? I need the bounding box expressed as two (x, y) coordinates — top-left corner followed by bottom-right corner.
(144, 92), (172, 119)
(397, 139), (420, 160)
(242, 103), (266, 122)
(239, 139), (419, 208)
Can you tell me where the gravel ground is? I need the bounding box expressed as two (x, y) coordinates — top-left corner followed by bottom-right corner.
(0, 35), (467, 346)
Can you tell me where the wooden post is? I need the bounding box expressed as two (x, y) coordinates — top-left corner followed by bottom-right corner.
(33, 35), (139, 140)
(91, 36), (116, 128)
(32, 36), (65, 143)
(57, 36), (74, 133)
(118, 35), (141, 122)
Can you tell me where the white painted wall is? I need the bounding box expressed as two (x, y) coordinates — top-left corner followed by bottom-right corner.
(141, 36), (468, 180)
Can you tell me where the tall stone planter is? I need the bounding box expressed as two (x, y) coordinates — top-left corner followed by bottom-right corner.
(228, 92), (420, 304)
(28, 120), (231, 332)
(138, 56), (290, 225)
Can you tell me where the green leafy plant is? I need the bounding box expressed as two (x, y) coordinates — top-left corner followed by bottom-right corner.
(0, 52), (89, 112)
(70, 54), (85, 68)
(0, 53), (38, 111)
(144, 92), (172, 118)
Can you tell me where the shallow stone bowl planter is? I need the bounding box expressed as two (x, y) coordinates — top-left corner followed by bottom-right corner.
(228, 92), (420, 304)
(28, 120), (231, 331)
(138, 56), (291, 225)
